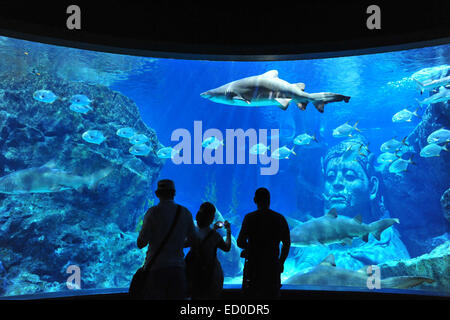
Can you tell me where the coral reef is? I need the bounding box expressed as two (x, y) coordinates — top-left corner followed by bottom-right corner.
(0, 73), (163, 296)
(380, 100), (450, 256)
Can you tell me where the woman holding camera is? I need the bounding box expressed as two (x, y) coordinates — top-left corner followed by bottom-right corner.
(185, 202), (231, 300)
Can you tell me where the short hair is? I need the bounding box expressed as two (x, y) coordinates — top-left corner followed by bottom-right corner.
(155, 189), (175, 199)
(254, 187), (270, 206)
(196, 202), (216, 228)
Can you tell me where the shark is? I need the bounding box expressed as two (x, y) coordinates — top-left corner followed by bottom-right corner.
(416, 86), (450, 106)
(413, 75), (450, 94)
(284, 254), (434, 289)
(200, 70), (350, 113)
(290, 208), (399, 247)
(0, 161), (112, 194)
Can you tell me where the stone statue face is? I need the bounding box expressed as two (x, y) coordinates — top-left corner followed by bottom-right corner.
(323, 157), (377, 217)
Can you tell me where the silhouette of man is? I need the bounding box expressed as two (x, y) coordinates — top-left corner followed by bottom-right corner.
(237, 188), (291, 299)
(137, 179), (195, 299)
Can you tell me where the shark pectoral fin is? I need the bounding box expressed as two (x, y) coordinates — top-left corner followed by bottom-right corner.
(362, 234), (369, 242)
(296, 102), (307, 111)
(372, 230), (382, 241)
(313, 101), (325, 113)
(275, 98), (291, 110)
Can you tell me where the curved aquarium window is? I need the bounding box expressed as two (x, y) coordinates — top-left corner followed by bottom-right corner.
(0, 35), (448, 298)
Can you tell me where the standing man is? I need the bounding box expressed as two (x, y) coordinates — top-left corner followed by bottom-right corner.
(137, 179), (196, 299)
(237, 187), (291, 299)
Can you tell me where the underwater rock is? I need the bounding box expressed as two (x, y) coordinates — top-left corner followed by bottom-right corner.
(379, 241), (450, 292)
(0, 74), (163, 296)
(380, 100), (450, 256)
(441, 188), (450, 223)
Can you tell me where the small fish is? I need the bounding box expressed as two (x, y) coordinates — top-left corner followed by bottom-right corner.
(249, 143), (270, 155)
(427, 128), (450, 144)
(129, 144), (152, 156)
(69, 103), (92, 114)
(271, 146), (296, 159)
(392, 108), (420, 123)
(294, 133), (317, 146)
(82, 130), (106, 145)
(377, 152), (398, 164)
(157, 147), (180, 159)
(202, 136), (224, 149)
(116, 127), (136, 139)
(420, 143), (449, 158)
(413, 75), (450, 94)
(332, 121), (361, 138)
(70, 94), (92, 106)
(33, 90), (58, 103)
(380, 137), (408, 153)
(129, 134), (150, 145)
(416, 86), (450, 106)
(389, 156), (414, 175)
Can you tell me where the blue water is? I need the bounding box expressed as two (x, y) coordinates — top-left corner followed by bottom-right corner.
(111, 46), (448, 222)
(0, 35), (449, 296)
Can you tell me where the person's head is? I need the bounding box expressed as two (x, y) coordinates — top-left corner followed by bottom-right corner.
(155, 179), (176, 200)
(196, 202), (216, 228)
(322, 135), (379, 217)
(254, 187), (270, 209)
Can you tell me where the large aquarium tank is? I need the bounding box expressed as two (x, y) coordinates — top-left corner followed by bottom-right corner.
(0, 34), (448, 298)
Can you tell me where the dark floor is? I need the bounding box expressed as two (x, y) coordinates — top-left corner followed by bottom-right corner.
(2, 285), (448, 300)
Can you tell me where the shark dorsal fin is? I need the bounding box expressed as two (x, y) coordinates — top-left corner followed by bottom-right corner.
(353, 214), (363, 224)
(319, 254), (336, 267)
(261, 70), (279, 78)
(294, 83), (306, 91)
(41, 159), (58, 168)
(325, 208), (338, 218)
(357, 266), (369, 274)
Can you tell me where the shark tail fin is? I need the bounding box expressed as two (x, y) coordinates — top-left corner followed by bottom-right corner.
(353, 121), (361, 132)
(86, 167), (113, 191)
(381, 276), (434, 289)
(413, 107), (421, 118)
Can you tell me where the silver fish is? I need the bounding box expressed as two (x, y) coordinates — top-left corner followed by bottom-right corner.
(420, 143), (448, 158)
(82, 130), (106, 145)
(33, 90), (58, 103)
(427, 128), (450, 144)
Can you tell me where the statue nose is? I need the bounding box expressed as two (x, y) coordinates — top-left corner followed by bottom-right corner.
(333, 173), (345, 191)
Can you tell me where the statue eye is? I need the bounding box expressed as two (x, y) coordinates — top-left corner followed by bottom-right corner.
(326, 171), (336, 182)
(344, 170), (357, 181)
